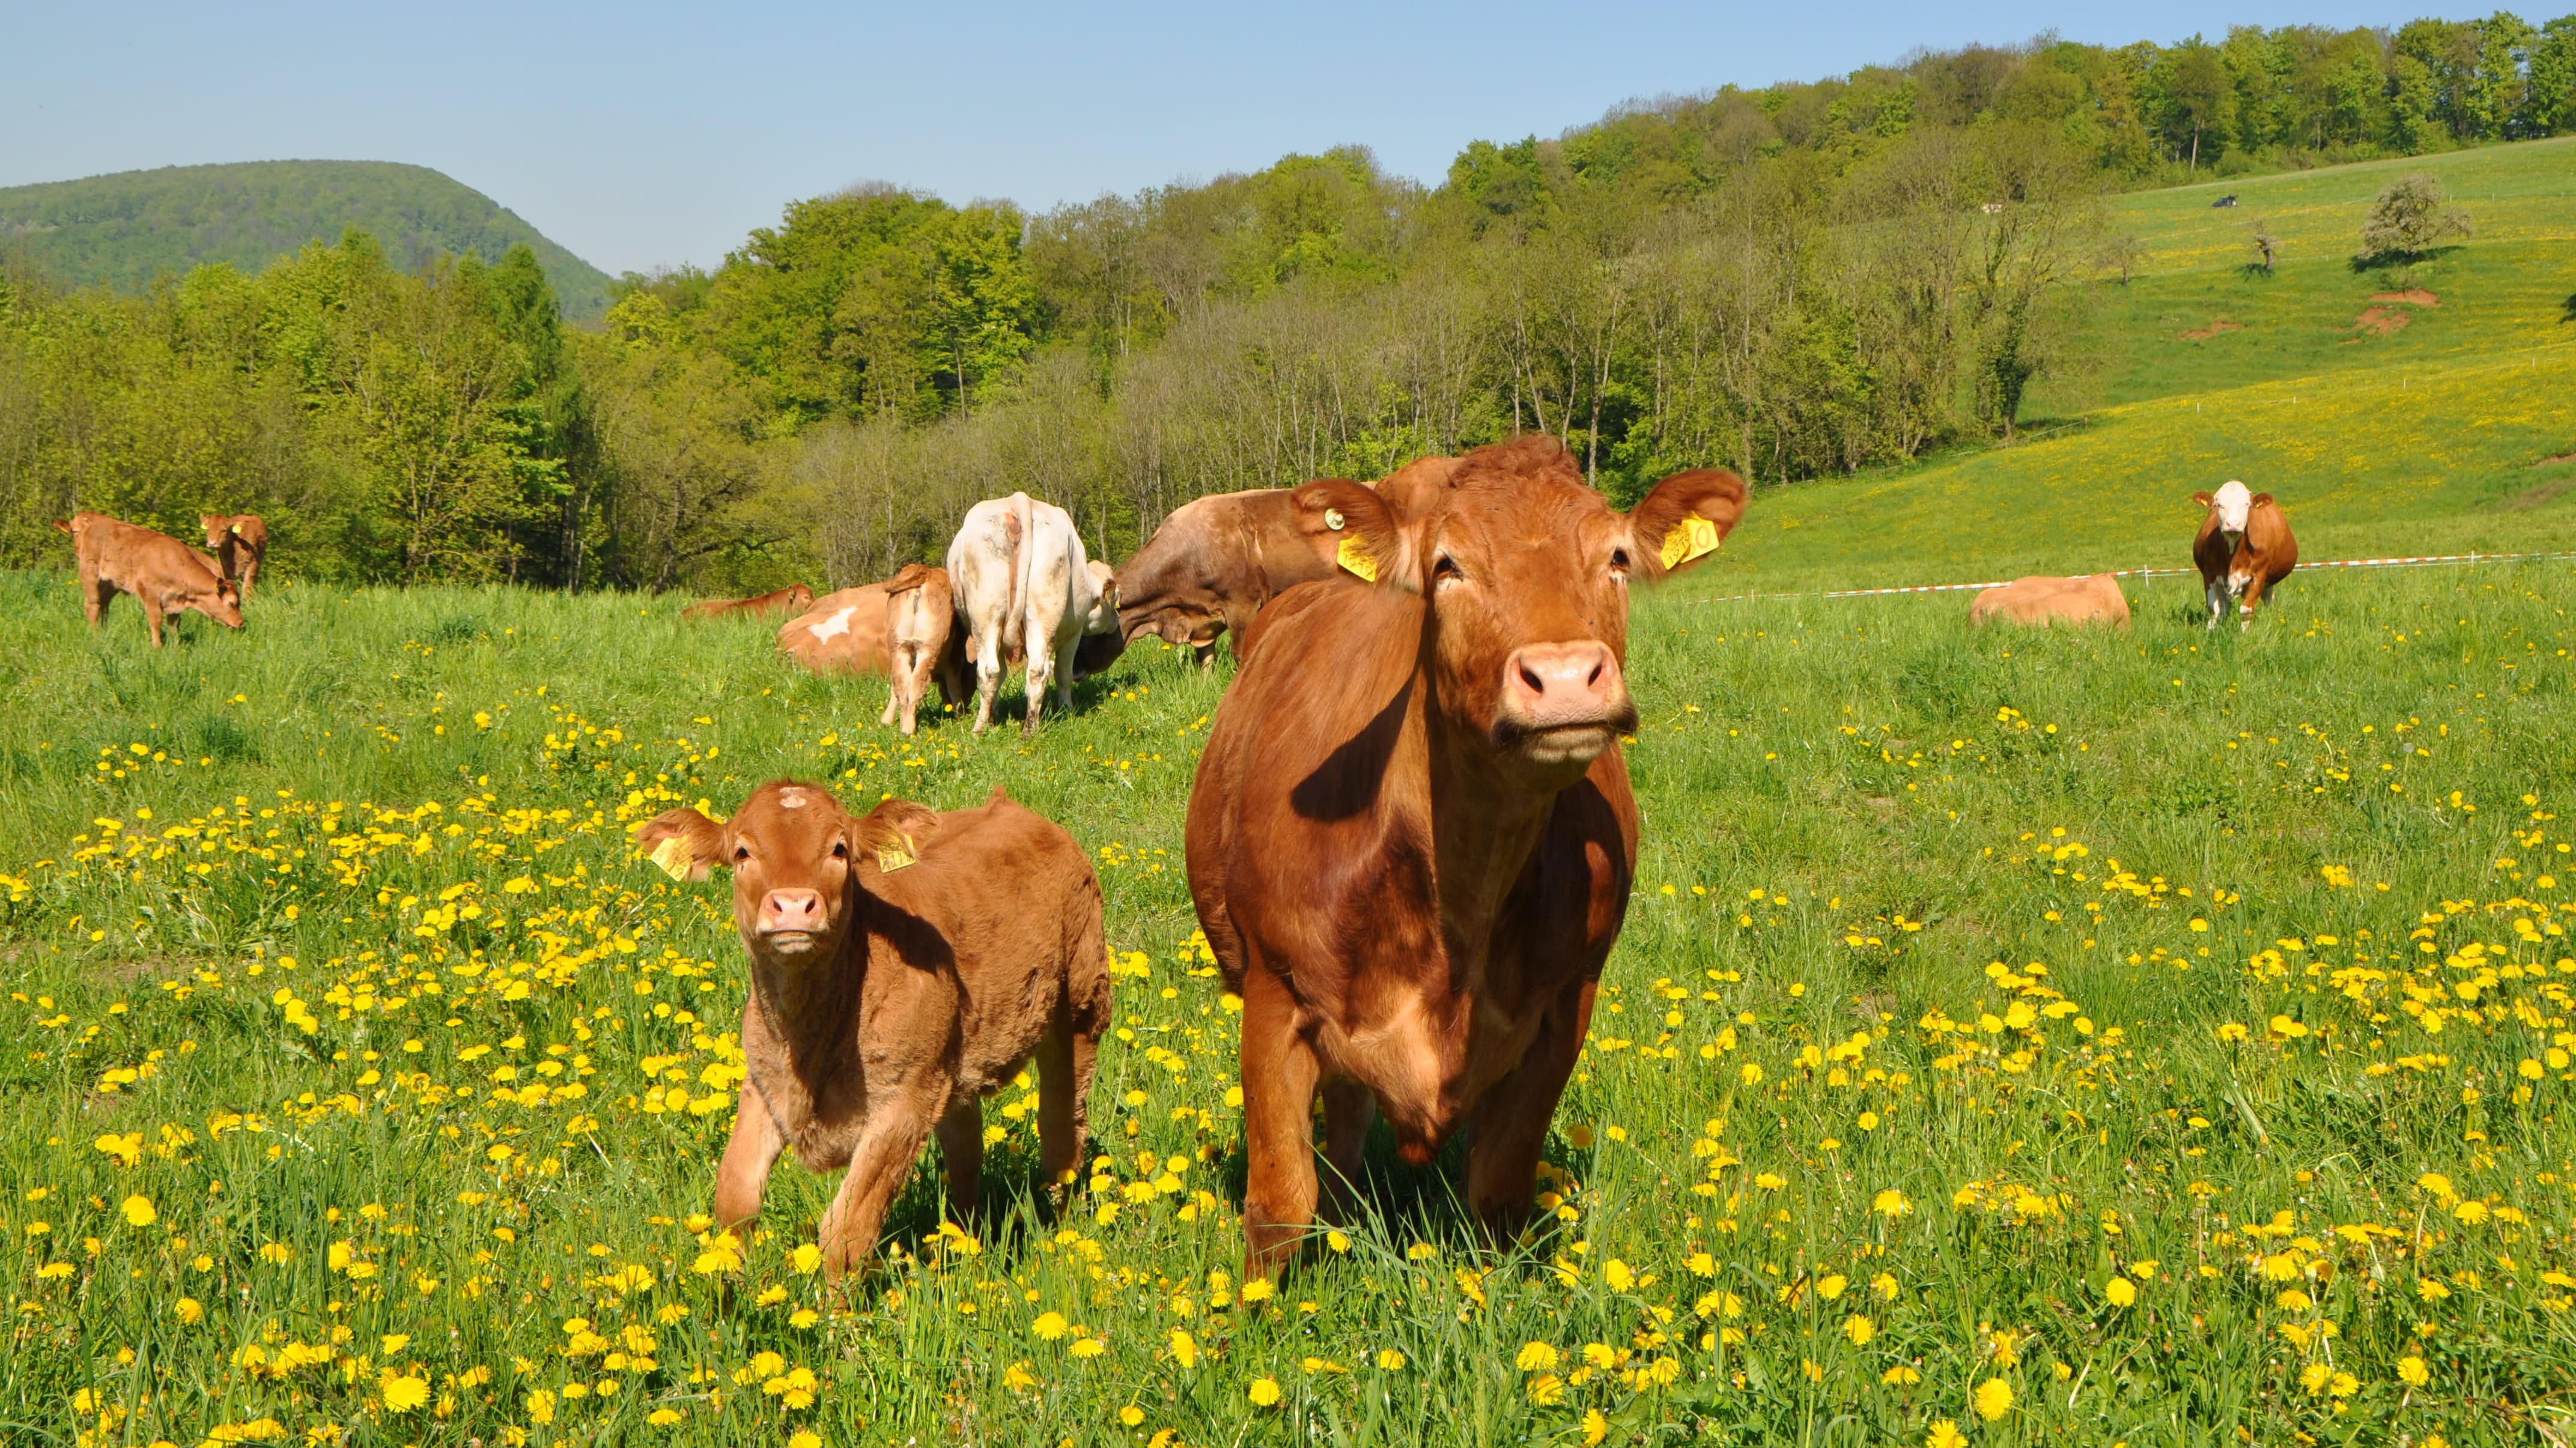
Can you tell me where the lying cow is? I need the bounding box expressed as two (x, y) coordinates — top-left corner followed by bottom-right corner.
(1115, 458), (1462, 667)
(1186, 435), (1746, 1279)
(947, 494), (1119, 735)
(683, 584), (816, 622)
(881, 565), (968, 736)
(200, 513), (269, 601)
(1969, 574), (2131, 628)
(637, 782), (1110, 1277)
(56, 512), (245, 648)
(2191, 481), (2297, 628)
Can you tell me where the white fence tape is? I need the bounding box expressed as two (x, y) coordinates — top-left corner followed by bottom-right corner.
(1684, 549), (2576, 605)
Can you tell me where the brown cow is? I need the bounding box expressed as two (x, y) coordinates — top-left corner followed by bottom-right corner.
(777, 584), (896, 676)
(1185, 436), (1746, 1279)
(637, 782), (1110, 1278)
(881, 565), (969, 736)
(56, 512), (245, 648)
(2190, 480), (2297, 629)
(1969, 574), (2131, 628)
(1115, 459), (1463, 668)
(683, 584), (816, 622)
(199, 514), (269, 601)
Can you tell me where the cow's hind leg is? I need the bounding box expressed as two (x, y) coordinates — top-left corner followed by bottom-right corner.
(1021, 622), (1055, 737)
(1240, 960), (1322, 1280)
(934, 1098), (984, 1218)
(1034, 1017), (1099, 1201)
(1462, 979), (1595, 1247)
(972, 632), (1003, 734)
(1320, 1079), (1376, 1222)
(142, 596), (166, 649)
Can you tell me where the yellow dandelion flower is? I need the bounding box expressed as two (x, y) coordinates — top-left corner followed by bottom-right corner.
(1873, 1189), (1912, 1217)
(1071, 1337), (1106, 1359)
(2104, 1277), (2137, 1307)
(1516, 1341), (1560, 1372)
(1168, 1329), (1198, 1369)
(1119, 1406), (1144, 1427)
(121, 1195), (156, 1228)
(1248, 1377), (1281, 1407)
(174, 1297), (204, 1325)
(1927, 1421), (1966, 1448)
(790, 1243), (822, 1275)
(1818, 1274), (1848, 1301)
(789, 1432), (821, 1448)
(1032, 1310), (1069, 1340)
(1974, 1378), (2014, 1421)
(1377, 1349), (1406, 1371)
(1240, 1279), (1274, 1303)
(2398, 1356), (2429, 1387)
(1582, 1409), (1609, 1446)
(378, 1373), (431, 1413)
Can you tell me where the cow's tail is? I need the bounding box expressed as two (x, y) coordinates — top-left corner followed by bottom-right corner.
(1006, 492), (1032, 649)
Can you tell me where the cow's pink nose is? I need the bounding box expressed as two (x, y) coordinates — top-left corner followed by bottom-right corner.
(1501, 641), (1626, 727)
(758, 889), (825, 934)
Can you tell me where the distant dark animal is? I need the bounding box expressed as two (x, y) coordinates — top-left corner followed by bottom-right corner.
(1970, 574), (2131, 629)
(1185, 435), (1746, 1280)
(2190, 481), (2297, 628)
(199, 514), (269, 601)
(57, 512), (245, 647)
(682, 584), (816, 622)
(2212, 195), (2239, 208)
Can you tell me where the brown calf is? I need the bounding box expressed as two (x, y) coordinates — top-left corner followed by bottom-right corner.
(56, 512), (245, 648)
(638, 782), (1110, 1277)
(2190, 481), (2297, 628)
(777, 584), (896, 677)
(682, 584), (816, 622)
(881, 565), (968, 736)
(1969, 574), (2131, 629)
(199, 514), (269, 601)
(1186, 436), (1746, 1279)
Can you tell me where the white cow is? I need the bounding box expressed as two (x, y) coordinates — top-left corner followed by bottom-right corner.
(946, 494), (1120, 735)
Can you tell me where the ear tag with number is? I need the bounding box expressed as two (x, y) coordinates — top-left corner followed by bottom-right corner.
(648, 836), (693, 880)
(876, 833), (918, 873)
(1336, 535), (1378, 583)
(1660, 515), (1722, 569)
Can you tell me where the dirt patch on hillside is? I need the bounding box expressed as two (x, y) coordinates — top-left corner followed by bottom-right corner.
(2351, 307), (2412, 337)
(2178, 319), (2241, 341)
(2534, 452), (2576, 467)
(2370, 288), (2440, 307)
(2497, 479), (2574, 512)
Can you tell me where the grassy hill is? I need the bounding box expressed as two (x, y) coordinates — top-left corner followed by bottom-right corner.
(1702, 136), (2576, 596)
(0, 160), (612, 321)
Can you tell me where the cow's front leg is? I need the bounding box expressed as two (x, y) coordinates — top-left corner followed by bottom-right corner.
(1319, 1079), (1376, 1222)
(1463, 978), (1596, 1244)
(2203, 578), (2224, 629)
(818, 1110), (938, 1280)
(712, 1085), (788, 1237)
(1239, 959), (1321, 1280)
(934, 1098), (984, 1218)
(2237, 571), (2268, 630)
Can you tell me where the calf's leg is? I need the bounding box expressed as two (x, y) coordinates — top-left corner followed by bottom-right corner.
(818, 1110), (938, 1279)
(1239, 960), (1322, 1280)
(1319, 1079), (1376, 1222)
(1034, 1022), (1098, 1197)
(143, 596), (166, 648)
(711, 1085), (788, 1235)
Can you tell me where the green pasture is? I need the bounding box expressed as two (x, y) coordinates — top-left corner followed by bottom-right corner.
(1, 550), (2571, 1446)
(1716, 136), (2576, 596)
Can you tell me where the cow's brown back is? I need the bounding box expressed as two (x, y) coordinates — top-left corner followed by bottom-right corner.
(685, 584), (815, 622)
(777, 584), (896, 674)
(1969, 574), (2131, 628)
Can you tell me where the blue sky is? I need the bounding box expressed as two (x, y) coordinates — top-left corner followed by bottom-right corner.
(7, 0), (2465, 274)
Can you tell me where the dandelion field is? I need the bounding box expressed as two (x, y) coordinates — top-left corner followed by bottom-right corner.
(3, 553), (2574, 1448)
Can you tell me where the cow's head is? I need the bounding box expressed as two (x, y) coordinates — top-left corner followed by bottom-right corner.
(1286, 437), (1747, 782)
(2194, 480), (2255, 545)
(201, 515), (234, 549)
(1114, 497), (1230, 647)
(202, 578), (246, 629)
(637, 783), (937, 968)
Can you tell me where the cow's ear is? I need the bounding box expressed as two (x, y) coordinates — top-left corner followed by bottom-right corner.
(851, 799), (941, 873)
(1289, 479), (1414, 592)
(1627, 468), (1749, 583)
(2250, 492), (2275, 507)
(636, 808), (725, 882)
(229, 520), (244, 536)
(2191, 491), (2214, 506)
(52, 518), (73, 534)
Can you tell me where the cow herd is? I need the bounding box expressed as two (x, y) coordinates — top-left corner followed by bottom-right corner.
(47, 443), (2301, 1282)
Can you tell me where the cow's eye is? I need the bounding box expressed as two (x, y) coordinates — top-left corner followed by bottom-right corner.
(732, 846), (750, 864)
(1432, 555), (1462, 585)
(830, 840), (849, 859)
(1609, 547), (1632, 574)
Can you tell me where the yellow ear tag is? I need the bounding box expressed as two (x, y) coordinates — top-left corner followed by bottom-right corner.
(648, 836), (693, 880)
(1336, 535), (1378, 583)
(229, 521), (243, 536)
(876, 833), (918, 873)
(1660, 515), (1721, 570)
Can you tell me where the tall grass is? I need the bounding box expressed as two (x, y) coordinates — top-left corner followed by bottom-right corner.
(3, 554), (2571, 1446)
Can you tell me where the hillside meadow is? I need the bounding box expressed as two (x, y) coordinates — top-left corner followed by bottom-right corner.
(1719, 136), (2576, 595)
(2, 547), (2572, 1446)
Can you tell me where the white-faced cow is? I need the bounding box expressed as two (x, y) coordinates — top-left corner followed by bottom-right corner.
(1185, 435), (1746, 1279)
(2190, 481), (2297, 629)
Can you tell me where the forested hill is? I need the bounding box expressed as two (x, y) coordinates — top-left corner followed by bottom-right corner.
(0, 160), (611, 321)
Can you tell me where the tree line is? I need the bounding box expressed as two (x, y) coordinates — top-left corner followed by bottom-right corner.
(4, 12), (2567, 591)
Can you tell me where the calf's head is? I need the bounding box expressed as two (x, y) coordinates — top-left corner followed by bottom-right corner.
(637, 783), (938, 966)
(199, 578), (246, 629)
(1287, 437), (1746, 781)
(201, 515), (238, 551)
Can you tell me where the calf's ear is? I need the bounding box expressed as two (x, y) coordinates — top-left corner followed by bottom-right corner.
(1289, 479), (1414, 592)
(636, 808), (725, 882)
(2191, 491), (2215, 506)
(851, 799), (941, 871)
(52, 518), (73, 534)
(1627, 468), (1749, 583)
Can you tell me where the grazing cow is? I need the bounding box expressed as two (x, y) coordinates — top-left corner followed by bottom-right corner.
(2190, 481), (2297, 629)
(199, 514), (269, 601)
(1185, 436), (1747, 1279)
(637, 781), (1110, 1278)
(946, 494), (1118, 735)
(683, 584), (816, 622)
(1969, 574), (2132, 629)
(777, 584), (897, 677)
(55, 512), (245, 648)
(881, 565), (968, 736)
(1116, 459), (1462, 668)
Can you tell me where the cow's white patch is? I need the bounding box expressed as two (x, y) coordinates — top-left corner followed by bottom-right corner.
(2212, 480), (2253, 535)
(778, 790), (806, 810)
(807, 607), (857, 642)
